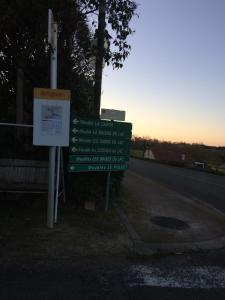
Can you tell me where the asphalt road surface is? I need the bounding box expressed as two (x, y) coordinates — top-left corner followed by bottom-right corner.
(129, 158), (225, 214)
(1, 253), (225, 300)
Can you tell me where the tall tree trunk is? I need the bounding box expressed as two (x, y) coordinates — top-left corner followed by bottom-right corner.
(16, 66), (24, 140)
(93, 0), (106, 117)
(16, 67), (24, 124)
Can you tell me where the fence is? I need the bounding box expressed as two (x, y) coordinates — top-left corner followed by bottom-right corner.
(0, 123), (49, 193)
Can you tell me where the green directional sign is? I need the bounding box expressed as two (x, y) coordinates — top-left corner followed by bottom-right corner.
(71, 117), (132, 131)
(70, 136), (130, 147)
(68, 163), (128, 172)
(69, 155), (129, 164)
(71, 128), (132, 139)
(70, 145), (130, 155)
(68, 117), (132, 173)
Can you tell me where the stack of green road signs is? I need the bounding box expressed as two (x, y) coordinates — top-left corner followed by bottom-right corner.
(68, 117), (132, 172)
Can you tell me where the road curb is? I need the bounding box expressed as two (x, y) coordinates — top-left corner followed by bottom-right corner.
(115, 204), (225, 256)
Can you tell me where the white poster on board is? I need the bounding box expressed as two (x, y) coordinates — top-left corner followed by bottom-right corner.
(33, 88), (70, 146)
(41, 104), (63, 136)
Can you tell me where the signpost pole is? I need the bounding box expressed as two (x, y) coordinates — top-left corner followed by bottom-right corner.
(105, 171), (111, 211)
(54, 147), (60, 223)
(47, 9), (57, 228)
(61, 149), (66, 203)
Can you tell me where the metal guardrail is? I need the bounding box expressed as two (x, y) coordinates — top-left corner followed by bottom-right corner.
(0, 122), (33, 127)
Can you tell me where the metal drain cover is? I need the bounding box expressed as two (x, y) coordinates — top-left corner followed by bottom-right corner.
(150, 216), (189, 230)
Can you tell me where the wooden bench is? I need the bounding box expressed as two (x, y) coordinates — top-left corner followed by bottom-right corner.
(0, 159), (48, 193)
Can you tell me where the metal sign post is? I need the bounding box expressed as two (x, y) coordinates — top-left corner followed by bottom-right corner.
(54, 147), (61, 223)
(48, 9), (57, 228)
(32, 10), (70, 228)
(33, 88), (70, 228)
(105, 171), (111, 211)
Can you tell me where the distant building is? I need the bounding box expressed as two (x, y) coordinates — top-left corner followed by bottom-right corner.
(144, 149), (155, 160)
(144, 145), (192, 163)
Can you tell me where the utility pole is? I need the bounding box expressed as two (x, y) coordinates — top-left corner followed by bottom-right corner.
(93, 0), (106, 117)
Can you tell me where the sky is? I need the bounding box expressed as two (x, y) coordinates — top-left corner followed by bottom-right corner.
(101, 0), (225, 146)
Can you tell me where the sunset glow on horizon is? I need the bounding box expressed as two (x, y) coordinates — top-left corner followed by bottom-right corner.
(102, 0), (225, 147)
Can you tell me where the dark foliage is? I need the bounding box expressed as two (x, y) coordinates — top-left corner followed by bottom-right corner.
(80, 0), (137, 69)
(0, 0), (137, 208)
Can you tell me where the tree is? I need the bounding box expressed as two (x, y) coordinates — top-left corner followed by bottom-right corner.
(0, 0), (137, 121)
(80, 0), (137, 68)
(0, 0), (94, 122)
(79, 0), (137, 115)
(0, 0), (137, 207)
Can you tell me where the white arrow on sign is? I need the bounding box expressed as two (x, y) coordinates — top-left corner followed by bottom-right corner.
(71, 147), (78, 152)
(72, 128), (79, 134)
(72, 118), (79, 125)
(72, 137), (78, 143)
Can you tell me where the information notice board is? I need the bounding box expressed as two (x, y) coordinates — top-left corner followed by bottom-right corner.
(33, 88), (70, 146)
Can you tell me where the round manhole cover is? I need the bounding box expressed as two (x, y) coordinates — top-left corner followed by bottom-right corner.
(150, 216), (189, 230)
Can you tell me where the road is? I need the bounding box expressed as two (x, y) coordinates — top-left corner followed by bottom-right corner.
(1, 253), (225, 300)
(129, 158), (225, 213)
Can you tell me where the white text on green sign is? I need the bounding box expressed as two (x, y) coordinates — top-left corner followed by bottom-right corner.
(70, 146), (129, 155)
(71, 127), (131, 138)
(69, 155), (129, 163)
(68, 163), (128, 172)
(71, 118), (132, 131)
(70, 136), (130, 147)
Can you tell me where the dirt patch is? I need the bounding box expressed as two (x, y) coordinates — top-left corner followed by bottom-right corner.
(0, 193), (130, 265)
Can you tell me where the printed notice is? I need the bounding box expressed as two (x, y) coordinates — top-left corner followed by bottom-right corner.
(33, 88), (70, 146)
(41, 105), (62, 135)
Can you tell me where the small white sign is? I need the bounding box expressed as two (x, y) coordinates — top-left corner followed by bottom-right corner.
(101, 108), (125, 121)
(33, 88), (70, 146)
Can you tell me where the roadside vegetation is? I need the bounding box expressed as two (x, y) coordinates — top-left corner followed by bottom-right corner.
(0, 0), (137, 207)
(131, 136), (225, 175)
